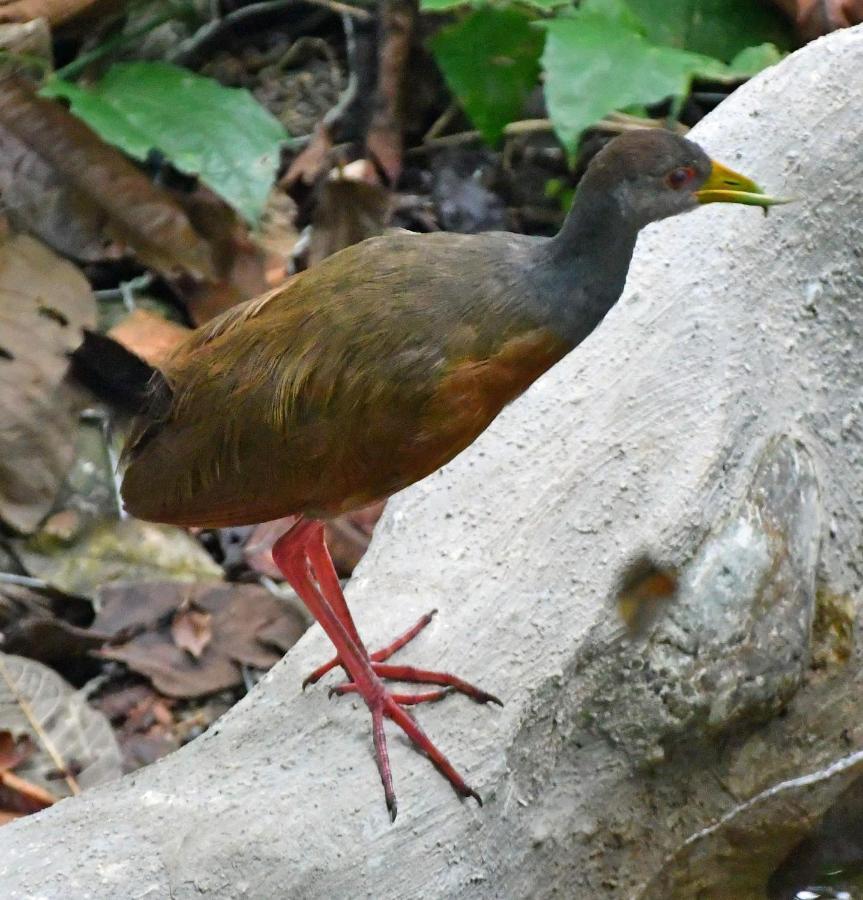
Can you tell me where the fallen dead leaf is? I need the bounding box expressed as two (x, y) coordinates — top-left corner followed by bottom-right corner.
(0, 653), (122, 799)
(0, 234), (96, 533)
(171, 603), (212, 660)
(96, 581), (307, 697)
(171, 181), (270, 325)
(107, 308), (189, 367)
(0, 77), (217, 277)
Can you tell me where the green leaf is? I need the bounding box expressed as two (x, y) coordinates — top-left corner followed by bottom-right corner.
(42, 62), (286, 224)
(726, 42), (783, 77)
(579, 0), (646, 30)
(541, 13), (726, 153)
(429, 7), (544, 144)
(420, 0), (471, 10)
(624, 0), (792, 62)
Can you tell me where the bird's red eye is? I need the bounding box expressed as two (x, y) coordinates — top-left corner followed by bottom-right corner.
(666, 166), (695, 189)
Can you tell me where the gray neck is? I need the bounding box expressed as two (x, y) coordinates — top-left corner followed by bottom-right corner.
(532, 182), (641, 346)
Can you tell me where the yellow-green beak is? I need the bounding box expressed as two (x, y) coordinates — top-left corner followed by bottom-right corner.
(696, 159), (789, 210)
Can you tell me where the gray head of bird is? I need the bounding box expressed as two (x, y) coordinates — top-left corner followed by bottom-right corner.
(581, 129), (788, 229)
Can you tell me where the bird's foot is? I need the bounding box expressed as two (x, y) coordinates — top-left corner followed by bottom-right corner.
(366, 685), (483, 820)
(304, 609), (502, 706)
(302, 609), (437, 688)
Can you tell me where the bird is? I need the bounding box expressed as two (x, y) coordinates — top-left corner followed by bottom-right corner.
(121, 129), (784, 820)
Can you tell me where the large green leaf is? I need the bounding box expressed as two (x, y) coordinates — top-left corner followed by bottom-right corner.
(541, 10), (727, 153)
(625, 0), (792, 61)
(42, 62), (286, 224)
(429, 7), (544, 144)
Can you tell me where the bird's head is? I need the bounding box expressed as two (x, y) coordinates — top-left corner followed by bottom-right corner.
(583, 130), (786, 228)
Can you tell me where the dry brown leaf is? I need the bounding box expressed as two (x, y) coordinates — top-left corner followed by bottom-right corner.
(97, 581), (307, 698)
(0, 234), (96, 533)
(0, 0), (117, 28)
(107, 309), (189, 367)
(0, 653), (122, 800)
(170, 604), (212, 660)
(170, 181), (271, 324)
(0, 77), (217, 277)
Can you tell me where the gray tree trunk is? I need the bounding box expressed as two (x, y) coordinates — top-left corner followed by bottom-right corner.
(3, 26), (863, 900)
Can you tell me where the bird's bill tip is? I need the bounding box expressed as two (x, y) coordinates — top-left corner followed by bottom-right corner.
(696, 159), (791, 209)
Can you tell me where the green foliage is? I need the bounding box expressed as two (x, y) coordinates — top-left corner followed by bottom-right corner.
(429, 7), (544, 144)
(541, 12), (722, 152)
(424, 0), (787, 156)
(43, 62), (286, 224)
(625, 0), (792, 61)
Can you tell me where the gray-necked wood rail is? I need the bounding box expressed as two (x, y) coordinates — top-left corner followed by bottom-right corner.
(121, 130), (784, 820)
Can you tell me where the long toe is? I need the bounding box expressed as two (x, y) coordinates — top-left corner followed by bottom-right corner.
(372, 663), (503, 706)
(382, 695), (483, 806)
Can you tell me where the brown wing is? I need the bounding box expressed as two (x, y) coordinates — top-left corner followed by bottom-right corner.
(121, 232), (568, 527)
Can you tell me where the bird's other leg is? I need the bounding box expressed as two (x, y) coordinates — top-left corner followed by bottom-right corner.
(271, 518), (480, 820)
(302, 525), (500, 705)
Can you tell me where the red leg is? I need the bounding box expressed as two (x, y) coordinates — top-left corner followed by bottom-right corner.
(272, 518), (481, 820)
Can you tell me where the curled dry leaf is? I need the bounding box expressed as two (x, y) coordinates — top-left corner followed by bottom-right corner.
(107, 308), (189, 368)
(0, 234), (96, 533)
(174, 182), (270, 324)
(0, 77), (217, 277)
(96, 581), (307, 698)
(170, 604), (213, 660)
(0, 653), (122, 802)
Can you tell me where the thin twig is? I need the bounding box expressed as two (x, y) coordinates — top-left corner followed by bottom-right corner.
(0, 656), (81, 796)
(0, 572), (49, 590)
(169, 0), (371, 65)
(410, 114), (688, 155)
(79, 408), (126, 519)
(422, 101), (459, 144)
